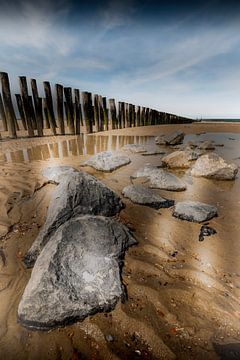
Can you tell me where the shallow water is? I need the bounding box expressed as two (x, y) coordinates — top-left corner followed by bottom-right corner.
(0, 125), (240, 359)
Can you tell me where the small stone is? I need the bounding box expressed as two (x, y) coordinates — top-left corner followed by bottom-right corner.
(82, 151), (131, 172)
(161, 150), (199, 168)
(191, 153), (238, 180)
(164, 130), (185, 145)
(173, 201), (218, 223)
(149, 169), (187, 191)
(122, 184), (174, 209)
(131, 164), (164, 179)
(142, 150), (166, 156)
(134, 350), (141, 356)
(199, 225), (217, 241)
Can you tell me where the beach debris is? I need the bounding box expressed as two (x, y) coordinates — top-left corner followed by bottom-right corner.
(172, 201), (218, 223)
(198, 140), (215, 150)
(199, 225), (217, 241)
(164, 130), (185, 145)
(122, 144), (147, 153)
(141, 149), (166, 156)
(82, 151), (130, 172)
(131, 164), (164, 179)
(42, 165), (79, 183)
(23, 168), (124, 268)
(191, 153), (238, 180)
(122, 184), (174, 209)
(155, 135), (165, 145)
(149, 169), (187, 191)
(18, 215), (136, 330)
(161, 150), (199, 168)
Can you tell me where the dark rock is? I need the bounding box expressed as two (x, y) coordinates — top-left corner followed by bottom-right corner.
(164, 130), (185, 145)
(199, 225), (217, 241)
(213, 342), (240, 360)
(173, 201), (217, 223)
(18, 215), (136, 330)
(23, 169), (124, 268)
(82, 151), (130, 172)
(122, 184), (174, 209)
(141, 150), (166, 156)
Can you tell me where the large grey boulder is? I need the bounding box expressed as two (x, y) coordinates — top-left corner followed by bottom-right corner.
(172, 201), (217, 222)
(18, 216), (136, 330)
(161, 150), (198, 169)
(42, 166), (79, 183)
(149, 169), (187, 191)
(191, 153), (238, 180)
(122, 185), (174, 209)
(122, 144), (147, 153)
(23, 170), (124, 268)
(82, 151), (130, 172)
(131, 164), (164, 179)
(164, 130), (185, 145)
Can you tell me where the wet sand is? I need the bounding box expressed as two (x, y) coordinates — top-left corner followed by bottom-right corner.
(0, 123), (240, 359)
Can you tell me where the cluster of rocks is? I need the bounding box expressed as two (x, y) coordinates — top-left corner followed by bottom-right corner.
(19, 166), (136, 330)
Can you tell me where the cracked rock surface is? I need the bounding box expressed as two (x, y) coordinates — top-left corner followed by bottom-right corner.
(18, 215), (136, 330)
(23, 168), (124, 268)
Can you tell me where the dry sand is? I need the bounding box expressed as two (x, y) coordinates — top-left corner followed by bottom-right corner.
(0, 122), (240, 359)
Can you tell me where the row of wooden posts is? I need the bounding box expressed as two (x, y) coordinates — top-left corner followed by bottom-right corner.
(0, 72), (192, 139)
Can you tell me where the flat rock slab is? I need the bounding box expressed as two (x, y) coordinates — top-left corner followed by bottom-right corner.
(42, 166), (79, 183)
(149, 169), (187, 191)
(18, 215), (136, 330)
(23, 168), (123, 268)
(164, 130), (185, 145)
(161, 150), (198, 169)
(82, 151), (130, 172)
(142, 150), (166, 156)
(172, 201), (217, 222)
(122, 144), (147, 153)
(131, 164), (164, 179)
(191, 153), (238, 180)
(198, 140), (215, 150)
(155, 135), (165, 145)
(122, 185), (174, 209)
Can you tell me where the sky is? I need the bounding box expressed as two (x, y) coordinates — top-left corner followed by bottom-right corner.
(0, 0), (240, 119)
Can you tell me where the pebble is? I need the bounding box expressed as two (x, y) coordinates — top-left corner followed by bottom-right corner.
(105, 334), (114, 342)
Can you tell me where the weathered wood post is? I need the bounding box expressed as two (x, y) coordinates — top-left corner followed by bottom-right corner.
(140, 106), (145, 126)
(55, 84), (65, 135)
(43, 98), (50, 129)
(136, 105), (140, 127)
(118, 102), (122, 129)
(31, 79), (43, 136)
(43, 81), (57, 135)
(82, 91), (93, 133)
(145, 108), (150, 125)
(120, 102), (126, 128)
(64, 87), (75, 134)
(94, 94), (100, 132)
(19, 76), (34, 136)
(102, 97), (108, 130)
(109, 98), (117, 130)
(125, 103), (129, 128)
(132, 104), (136, 127)
(28, 96), (37, 130)
(74, 89), (81, 135)
(0, 72), (17, 138)
(0, 93), (8, 131)
(98, 95), (104, 131)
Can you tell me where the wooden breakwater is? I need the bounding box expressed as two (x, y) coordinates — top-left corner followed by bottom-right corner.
(0, 72), (193, 139)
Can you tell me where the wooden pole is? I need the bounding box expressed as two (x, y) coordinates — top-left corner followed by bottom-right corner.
(136, 106), (140, 127)
(43, 81), (56, 135)
(102, 97), (108, 131)
(94, 94), (100, 132)
(19, 76), (34, 136)
(0, 72), (17, 138)
(31, 79), (43, 136)
(98, 95), (104, 132)
(43, 98), (50, 129)
(132, 104), (136, 127)
(0, 93), (8, 131)
(82, 91), (93, 133)
(64, 87), (75, 134)
(74, 89), (81, 135)
(55, 84), (65, 135)
(109, 98), (117, 130)
(28, 95), (37, 130)
(118, 102), (122, 129)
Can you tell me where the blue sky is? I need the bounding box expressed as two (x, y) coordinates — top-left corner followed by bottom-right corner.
(0, 0), (240, 119)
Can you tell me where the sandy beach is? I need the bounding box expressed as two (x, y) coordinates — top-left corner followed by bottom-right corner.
(0, 122), (240, 359)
